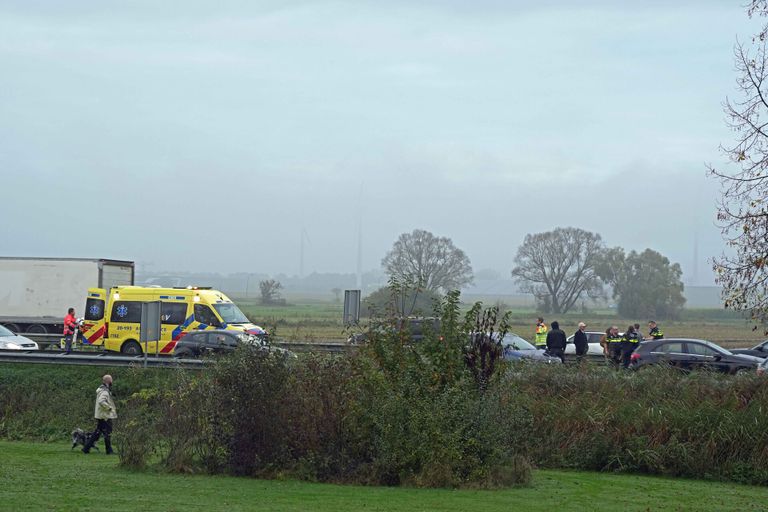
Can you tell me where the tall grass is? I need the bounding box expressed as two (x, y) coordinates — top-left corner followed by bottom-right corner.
(505, 364), (768, 484)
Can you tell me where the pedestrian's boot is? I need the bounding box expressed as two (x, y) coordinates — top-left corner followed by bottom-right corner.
(104, 437), (114, 455)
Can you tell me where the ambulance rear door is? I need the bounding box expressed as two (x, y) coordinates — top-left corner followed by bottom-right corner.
(81, 288), (107, 346)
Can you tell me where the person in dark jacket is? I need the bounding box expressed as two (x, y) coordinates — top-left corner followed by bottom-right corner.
(621, 325), (641, 369)
(606, 326), (624, 366)
(573, 322), (589, 361)
(546, 321), (567, 363)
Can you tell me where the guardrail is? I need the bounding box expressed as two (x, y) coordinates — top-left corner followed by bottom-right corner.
(20, 333), (354, 355)
(13, 333), (606, 367)
(0, 350), (206, 368)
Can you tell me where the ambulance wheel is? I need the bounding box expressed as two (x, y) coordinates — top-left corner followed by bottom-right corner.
(26, 324), (48, 334)
(122, 340), (142, 355)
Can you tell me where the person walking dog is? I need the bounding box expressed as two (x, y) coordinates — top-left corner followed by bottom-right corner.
(82, 374), (117, 455)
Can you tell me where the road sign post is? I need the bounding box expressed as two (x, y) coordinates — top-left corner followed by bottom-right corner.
(343, 290), (361, 326)
(140, 301), (162, 367)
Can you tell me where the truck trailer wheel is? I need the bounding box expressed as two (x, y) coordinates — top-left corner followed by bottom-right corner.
(121, 340), (142, 355)
(3, 323), (21, 334)
(26, 324), (48, 334)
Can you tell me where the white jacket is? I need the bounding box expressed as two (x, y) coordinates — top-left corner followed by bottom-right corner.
(94, 384), (117, 420)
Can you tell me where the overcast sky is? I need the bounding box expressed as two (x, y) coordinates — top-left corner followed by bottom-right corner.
(0, 1), (758, 284)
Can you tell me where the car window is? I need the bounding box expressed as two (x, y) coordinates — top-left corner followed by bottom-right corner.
(686, 342), (718, 356)
(194, 304), (221, 326)
(501, 333), (535, 351)
(110, 301), (142, 323)
(655, 342), (684, 354)
(587, 333), (603, 343)
(212, 333), (233, 345)
(186, 332), (208, 343)
(411, 319), (438, 334)
(161, 302), (188, 325)
(85, 298), (105, 321)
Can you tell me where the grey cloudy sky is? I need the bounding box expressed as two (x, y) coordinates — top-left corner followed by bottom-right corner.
(0, 1), (757, 284)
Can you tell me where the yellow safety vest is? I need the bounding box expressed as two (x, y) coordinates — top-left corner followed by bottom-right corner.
(535, 324), (548, 346)
(624, 333), (640, 344)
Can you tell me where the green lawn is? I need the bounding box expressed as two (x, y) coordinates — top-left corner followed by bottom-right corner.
(0, 441), (765, 511)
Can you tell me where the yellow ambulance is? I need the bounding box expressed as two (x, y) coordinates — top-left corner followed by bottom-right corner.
(80, 286), (268, 355)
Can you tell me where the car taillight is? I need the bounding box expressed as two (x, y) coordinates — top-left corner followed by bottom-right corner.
(630, 353), (640, 361)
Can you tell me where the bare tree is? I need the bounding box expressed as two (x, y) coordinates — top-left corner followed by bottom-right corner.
(382, 229), (473, 293)
(511, 227), (604, 314)
(259, 279), (283, 305)
(708, 1), (768, 329)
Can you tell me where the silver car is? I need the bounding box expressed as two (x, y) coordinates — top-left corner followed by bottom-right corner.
(0, 324), (39, 350)
(565, 331), (610, 356)
(758, 357), (768, 376)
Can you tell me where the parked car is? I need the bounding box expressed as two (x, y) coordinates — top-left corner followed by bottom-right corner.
(0, 324), (39, 350)
(565, 331), (610, 356)
(630, 338), (762, 374)
(348, 317), (441, 344)
(500, 333), (562, 364)
(173, 330), (293, 358)
(730, 339), (768, 359)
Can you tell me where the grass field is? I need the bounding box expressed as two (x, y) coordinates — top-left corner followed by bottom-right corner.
(237, 298), (767, 347)
(1, 441), (765, 512)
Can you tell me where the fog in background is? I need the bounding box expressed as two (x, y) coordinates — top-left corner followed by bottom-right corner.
(0, 1), (754, 285)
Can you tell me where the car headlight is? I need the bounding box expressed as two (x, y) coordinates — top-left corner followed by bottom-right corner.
(3, 342), (22, 350)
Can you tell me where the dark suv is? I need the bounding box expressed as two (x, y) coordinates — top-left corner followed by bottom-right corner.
(630, 338), (762, 374)
(348, 318), (441, 344)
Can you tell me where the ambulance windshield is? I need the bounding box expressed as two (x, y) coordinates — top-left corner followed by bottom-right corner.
(213, 303), (250, 324)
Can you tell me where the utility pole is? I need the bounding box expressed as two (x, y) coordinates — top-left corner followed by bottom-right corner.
(356, 182), (364, 291)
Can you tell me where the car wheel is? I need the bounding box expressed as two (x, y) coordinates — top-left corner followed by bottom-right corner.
(174, 348), (193, 358)
(121, 340), (142, 355)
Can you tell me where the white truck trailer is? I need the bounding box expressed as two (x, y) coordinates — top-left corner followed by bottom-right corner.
(0, 257), (134, 334)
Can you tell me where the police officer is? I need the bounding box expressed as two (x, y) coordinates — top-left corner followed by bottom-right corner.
(647, 321), (664, 340)
(621, 325), (640, 369)
(534, 317), (548, 350)
(606, 326), (623, 366)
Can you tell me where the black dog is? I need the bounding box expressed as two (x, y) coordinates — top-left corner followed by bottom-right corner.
(71, 428), (99, 451)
